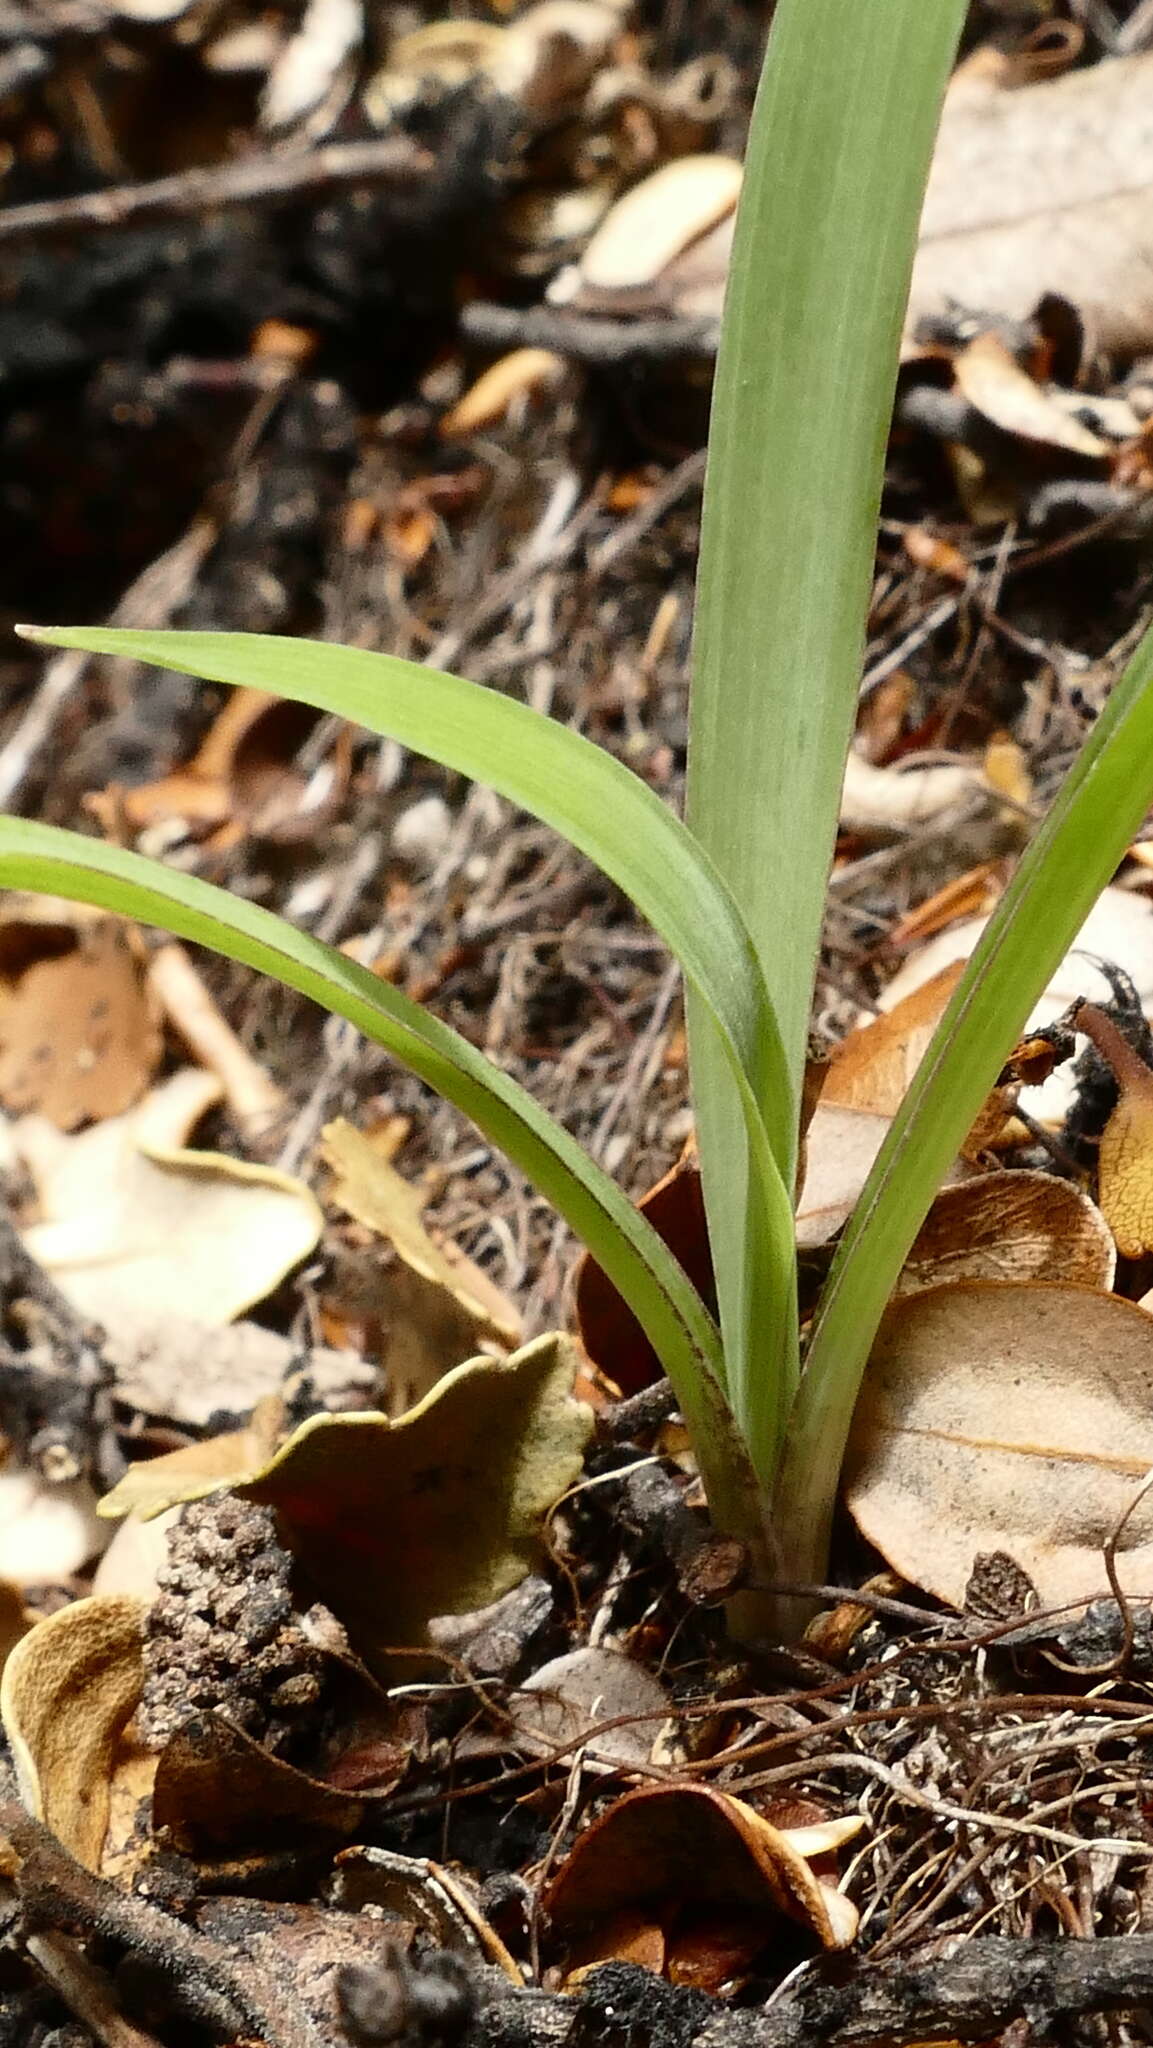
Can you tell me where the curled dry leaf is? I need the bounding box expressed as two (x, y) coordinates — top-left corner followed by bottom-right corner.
(87, 688), (324, 851)
(548, 154), (740, 312)
(0, 905), (161, 1129)
(543, 1783), (862, 1989)
(323, 1117), (520, 1411)
(237, 1335), (590, 1671)
(845, 1281), (1153, 1612)
(439, 349), (567, 438)
(950, 332), (1108, 459)
(898, 1172), (1115, 1296)
(16, 1068), (323, 1330)
(1, 1595), (145, 1870)
(840, 750), (984, 838)
(575, 1145), (712, 1392)
(103, 1336), (591, 1675)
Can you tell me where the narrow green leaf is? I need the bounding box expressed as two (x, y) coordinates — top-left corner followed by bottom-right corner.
(16, 623), (796, 1402)
(0, 815), (753, 1480)
(687, 0), (966, 1460)
(787, 615), (1153, 1580)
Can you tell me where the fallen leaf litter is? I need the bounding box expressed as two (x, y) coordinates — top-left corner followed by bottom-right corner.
(10, 4), (1153, 2043)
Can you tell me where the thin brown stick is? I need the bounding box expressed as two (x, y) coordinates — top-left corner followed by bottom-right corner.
(0, 135), (426, 245)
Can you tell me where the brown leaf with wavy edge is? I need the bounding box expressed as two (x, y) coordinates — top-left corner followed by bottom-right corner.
(543, 1782), (862, 1987)
(897, 1172), (1115, 1296)
(0, 1595), (145, 1870)
(845, 1281), (1153, 1611)
(234, 1334), (591, 1674)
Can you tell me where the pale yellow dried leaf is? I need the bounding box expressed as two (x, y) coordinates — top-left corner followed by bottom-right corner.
(1098, 1080), (1153, 1259)
(557, 155), (741, 296)
(0, 1468), (105, 1585)
(235, 1333), (592, 1673)
(15, 1069), (322, 1328)
(845, 1281), (1153, 1610)
(439, 349), (566, 438)
(98, 1394), (286, 1523)
(898, 1172), (1115, 1296)
(1, 1595), (145, 1869)
(323, 1116), (519, 1407)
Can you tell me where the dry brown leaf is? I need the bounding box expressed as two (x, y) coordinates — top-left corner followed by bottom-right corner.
(86, 688), (323, 848)
(839, 750), (984, 838)
(0, 906), (161, 1129)
(323, 1117), (520, 1410)
(951, 332), (1108, 459)
(910, 50), (1153, 353)
(15, 1069), (323, 1330)
(845, 1281), (1153, 1611)
(0, 1595), (145, 1869)
(886, 863), (1006, 951)
(543, 1783), (862, 1975)
(98, 1394), (286, 1523)
(823, 966), (965, 1117)
(152, 1709), (364, 1861)
(898, 1172), (1115, 1296)
(575, 1145), (712, 1394)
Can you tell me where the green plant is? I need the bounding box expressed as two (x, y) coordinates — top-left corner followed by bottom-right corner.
(7, 0), (1153, 1632)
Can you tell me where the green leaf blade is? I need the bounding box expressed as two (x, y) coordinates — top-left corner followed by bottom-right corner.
(687, 0), (966, 1466)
